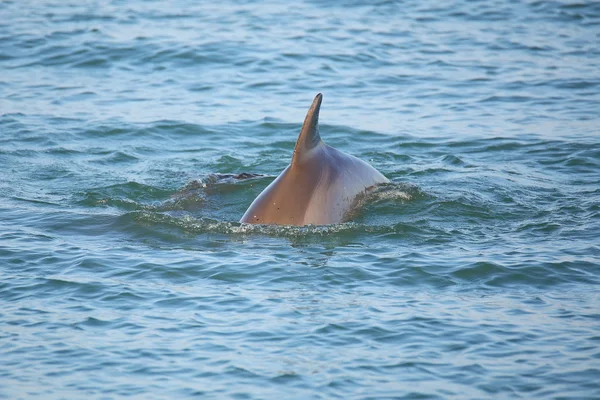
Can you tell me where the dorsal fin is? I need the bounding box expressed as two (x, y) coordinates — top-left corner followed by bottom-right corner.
(292, 93), (323, 166)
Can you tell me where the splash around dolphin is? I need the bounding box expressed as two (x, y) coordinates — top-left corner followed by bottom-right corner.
(240, 93), (389, 226)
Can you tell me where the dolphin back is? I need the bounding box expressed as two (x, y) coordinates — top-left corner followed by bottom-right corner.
(240, 94), (389, 226)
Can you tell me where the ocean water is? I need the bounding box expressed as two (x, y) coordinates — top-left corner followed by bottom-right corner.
(1, 0), (599, 398)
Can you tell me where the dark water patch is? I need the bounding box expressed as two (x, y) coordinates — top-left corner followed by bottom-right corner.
(548, 78), (600, 90)
(139, 44), (236, 67)
(440, 154), (468, 167)
(44, 146), (83, 156)
(451, 261), (598, 288)
(147, 120), (222, 139)
(2, 277), (105, 302)
(480, 95), (535, 104)
(76, 182), (172, 210)
(88, 150), (139, 165)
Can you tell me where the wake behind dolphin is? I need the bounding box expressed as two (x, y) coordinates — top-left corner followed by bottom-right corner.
(240, 93), (389, 226)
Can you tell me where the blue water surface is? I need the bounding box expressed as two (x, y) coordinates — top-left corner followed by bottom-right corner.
(1, 0), (599, 398)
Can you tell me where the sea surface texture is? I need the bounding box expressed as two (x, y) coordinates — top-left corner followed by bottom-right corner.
(1, 0), (599, 398)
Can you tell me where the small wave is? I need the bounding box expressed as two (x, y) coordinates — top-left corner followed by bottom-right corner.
(120, 181), (426, 237)
(356, 182), (424, 207)
(122, 210), (426, 238)
(180, 173), (264, 189)
(76, 182), (173, 210)
(95, 178), (429, 238)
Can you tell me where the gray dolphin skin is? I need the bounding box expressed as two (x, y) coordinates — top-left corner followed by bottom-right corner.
(240, 93), (389, 226)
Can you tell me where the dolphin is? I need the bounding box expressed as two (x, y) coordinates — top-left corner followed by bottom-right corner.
(240, 93), (389, 226)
